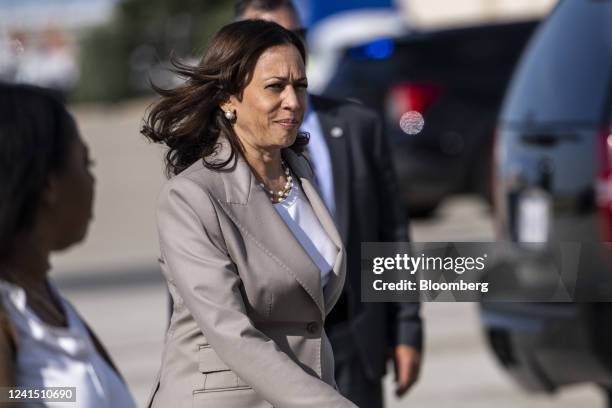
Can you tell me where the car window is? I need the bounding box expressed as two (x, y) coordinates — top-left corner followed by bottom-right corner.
(501, 0), (612, 124)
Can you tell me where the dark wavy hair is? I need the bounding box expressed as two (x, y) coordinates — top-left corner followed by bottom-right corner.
(141, 19), (308, 177)
(0, 83), (75, 257)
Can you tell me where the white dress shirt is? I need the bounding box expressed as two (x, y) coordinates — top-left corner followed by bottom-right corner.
(273, 180), (338, 288)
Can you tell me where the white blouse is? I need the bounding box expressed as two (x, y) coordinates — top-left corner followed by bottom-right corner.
(0, 280), (136, 408)
(273, 181), (338, 287)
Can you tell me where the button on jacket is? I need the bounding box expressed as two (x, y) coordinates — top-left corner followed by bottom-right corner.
(147, 137), (357, 408)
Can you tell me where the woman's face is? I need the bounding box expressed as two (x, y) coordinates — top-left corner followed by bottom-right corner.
(225, 44), (307, 153)
(48, 122), (95, 251)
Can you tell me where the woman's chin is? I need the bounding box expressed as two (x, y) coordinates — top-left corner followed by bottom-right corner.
(261, 132), (297, 150)
(281, 132), (298, 148)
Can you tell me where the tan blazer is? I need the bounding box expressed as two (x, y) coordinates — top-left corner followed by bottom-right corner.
(147, 138), (357, 408)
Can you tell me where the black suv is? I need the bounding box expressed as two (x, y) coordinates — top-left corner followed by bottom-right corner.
(323, 20), (537, 215)
(481, 0), (612, 402)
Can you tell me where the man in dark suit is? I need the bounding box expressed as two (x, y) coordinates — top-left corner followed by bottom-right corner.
(236, 2), (424, 406)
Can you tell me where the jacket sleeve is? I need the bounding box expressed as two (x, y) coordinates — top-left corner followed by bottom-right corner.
(366, 110), (423, 350)
(157, 177), (357, 408)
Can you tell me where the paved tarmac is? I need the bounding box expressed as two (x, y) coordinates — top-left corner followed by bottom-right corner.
(51, 101), (604, 407)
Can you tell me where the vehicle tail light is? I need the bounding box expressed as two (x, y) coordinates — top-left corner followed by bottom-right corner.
(385, 83), (443, 124)
(595, 128), (612, 241)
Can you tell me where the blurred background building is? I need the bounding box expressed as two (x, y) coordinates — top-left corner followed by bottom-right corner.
(0, 0), (116, 95)
(1, 0), (556, 101)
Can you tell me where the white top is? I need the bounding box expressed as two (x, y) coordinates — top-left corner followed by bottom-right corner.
(273, 181), (338, 287)
(0, 280), (136, 408)
(302, 97), (336, 219)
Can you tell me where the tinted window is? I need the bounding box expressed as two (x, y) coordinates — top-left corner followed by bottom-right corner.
(501, 0), (612, 124)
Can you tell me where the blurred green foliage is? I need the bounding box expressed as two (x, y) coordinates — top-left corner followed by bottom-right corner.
(73, 0), (232, 103)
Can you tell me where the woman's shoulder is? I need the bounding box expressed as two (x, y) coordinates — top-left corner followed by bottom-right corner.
(160, 138), (250, 209)
(157, 159), (230, 228)
(161, 159), (223, 200)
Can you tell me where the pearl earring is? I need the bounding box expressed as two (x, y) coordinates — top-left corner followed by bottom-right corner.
(224, 110), (236, 121)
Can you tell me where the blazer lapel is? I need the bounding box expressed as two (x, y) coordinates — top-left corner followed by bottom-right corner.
(212, 142), (326, 317)
(284, 150), (346, 316)
(311, 97), (350, 245)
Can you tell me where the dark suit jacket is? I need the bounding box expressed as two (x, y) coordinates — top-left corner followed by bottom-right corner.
(312, 95), (423, 381)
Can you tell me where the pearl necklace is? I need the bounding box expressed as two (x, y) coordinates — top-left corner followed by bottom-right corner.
(259, 161), (293, 203)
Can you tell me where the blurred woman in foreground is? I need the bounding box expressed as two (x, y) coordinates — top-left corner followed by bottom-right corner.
(0, 83), (136, 408)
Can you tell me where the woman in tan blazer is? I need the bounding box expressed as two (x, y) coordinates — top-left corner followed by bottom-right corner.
(142, 20), (357, 407)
